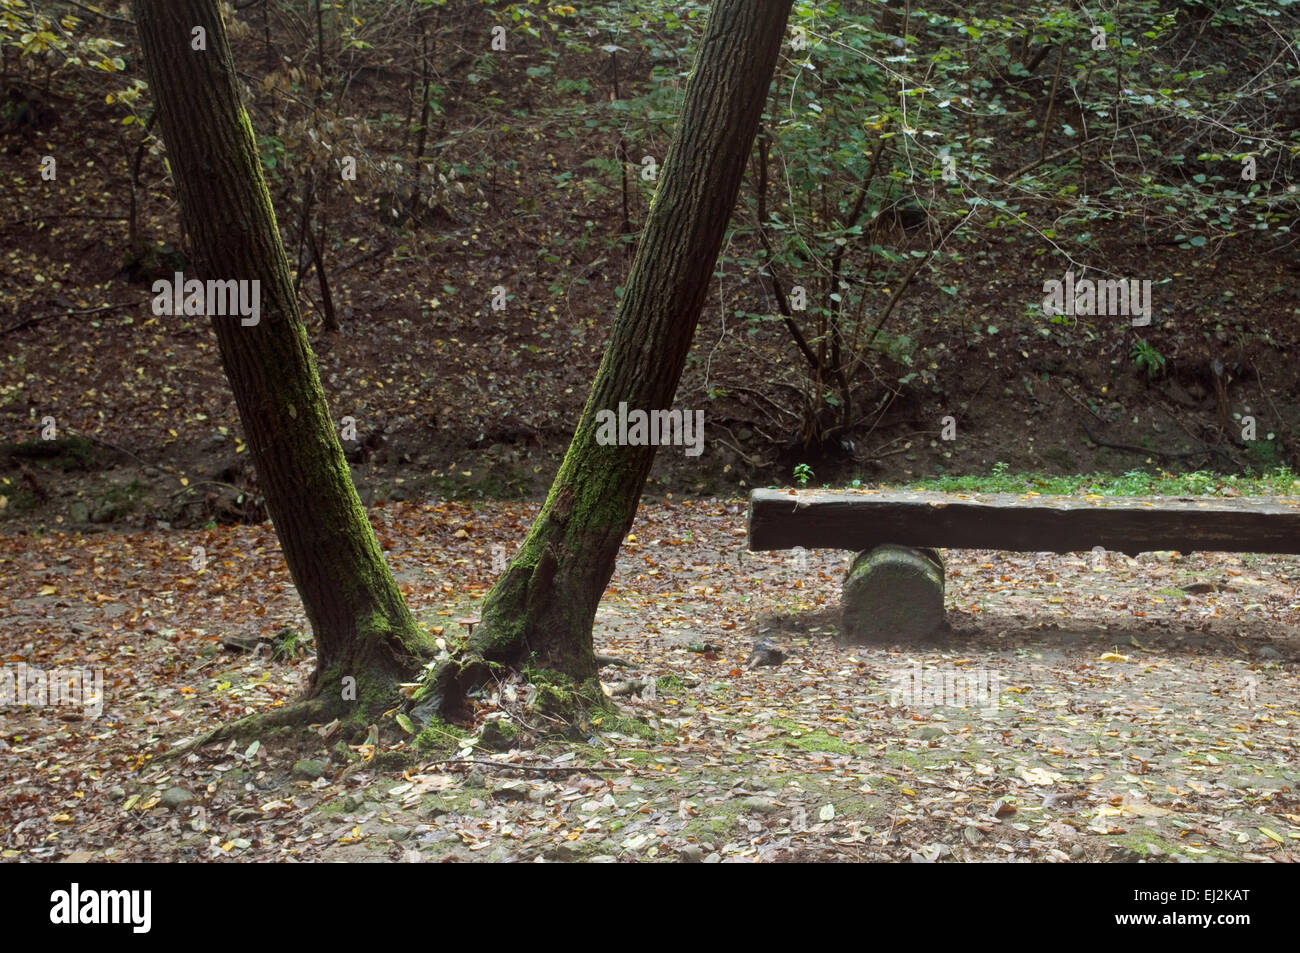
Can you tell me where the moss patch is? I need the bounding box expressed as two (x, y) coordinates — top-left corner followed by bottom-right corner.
(768, 719), (858, 756)
(480, 718), (520, 751)
(413, 718), (462, 755)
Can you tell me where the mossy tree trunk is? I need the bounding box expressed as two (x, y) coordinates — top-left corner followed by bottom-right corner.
(133, 0), (431, 721)
(426, 0), (793, 714)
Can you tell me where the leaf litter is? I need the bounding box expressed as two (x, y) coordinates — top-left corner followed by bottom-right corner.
(1, 497), (1297, 862)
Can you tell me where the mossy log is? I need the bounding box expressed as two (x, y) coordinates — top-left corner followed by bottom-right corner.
(840, 544), (946, 644)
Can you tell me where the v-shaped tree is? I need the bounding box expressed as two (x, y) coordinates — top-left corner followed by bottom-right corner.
(133, 0), (432, 738)
(422, 0), (793, 720)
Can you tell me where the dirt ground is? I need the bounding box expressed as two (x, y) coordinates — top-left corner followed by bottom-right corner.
(2, 498), (1296, 862)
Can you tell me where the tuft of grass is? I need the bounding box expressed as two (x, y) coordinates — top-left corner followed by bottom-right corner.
(891, 465), (1297, 498)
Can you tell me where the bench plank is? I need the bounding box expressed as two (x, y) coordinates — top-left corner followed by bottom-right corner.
(748, 488), (1300, 556)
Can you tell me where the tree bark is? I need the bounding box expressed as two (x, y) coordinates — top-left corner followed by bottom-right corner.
(133, 0), (430, 721)
(424, 0), (793, 715)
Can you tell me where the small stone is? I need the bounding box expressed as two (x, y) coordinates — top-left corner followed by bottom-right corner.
(491, 779), (529, 801)
(552, 842), (584, 862)
(702, 852), (722, 864)
(220, 768), (250, 788)
(417, 798), (450, 820)
(1070, 843), (1085, 859)
(160, 786), (195, 809)
(292, 759), (327, 780)
(739, 795), (782, 815)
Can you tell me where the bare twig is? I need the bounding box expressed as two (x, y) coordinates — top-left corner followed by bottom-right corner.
(419, 758), (625, 775)
(0, 303), (119, 336)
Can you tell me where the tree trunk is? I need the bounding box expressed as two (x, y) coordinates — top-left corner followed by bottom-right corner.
(133, 0), (430, 721)
(425, 0), (793, 715)
(841, 545), (947, 644)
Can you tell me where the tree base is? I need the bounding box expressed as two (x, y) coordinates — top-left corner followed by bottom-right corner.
(411, 650), (615, 739)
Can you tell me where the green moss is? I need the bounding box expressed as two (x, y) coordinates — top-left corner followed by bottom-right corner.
(829, 794), (882, 821)
(681, 793), (760, 843)
(593, 712), (657, 740)
(413, 717), (461, 755)
(357, 608), (392, 640)
(882, 740), (978, 770)
(218, 768), (250, 789)
(1, 485), (39, 515)
(412, 731), (452, 755)
(767, 719), (857, 756)
(480, 718), (520, 751)
(2, 435), (97, 471)
(655, 674), (686, 695)
(316, 798), (351, 816)
(92, 479), (144, 522)
(533, 683), (573, 718)
(683, 813), (742, 842)
(270, 627), (310, 660)
(905, 467), (1299, 498)
(531, 667), (574, 688)
(600, 747), (660, 766)
(369, 749), (415, 772)
(330, 740), (358, 764)
(784, 731), (854, 755)
(1107, 831), (1234, 862)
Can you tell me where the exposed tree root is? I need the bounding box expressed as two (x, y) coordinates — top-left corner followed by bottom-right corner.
(160, 696), (339, 760)
(410, 654), (491, 723)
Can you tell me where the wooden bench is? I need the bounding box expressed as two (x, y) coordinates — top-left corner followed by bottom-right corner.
(747, 488), (1300, 643)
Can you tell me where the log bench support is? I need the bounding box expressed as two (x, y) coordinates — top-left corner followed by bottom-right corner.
(842, 545), (947, 643)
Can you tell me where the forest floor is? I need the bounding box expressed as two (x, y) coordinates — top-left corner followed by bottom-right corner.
(2, 498), (1297, 863)
(2, 6), (1298, 863)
